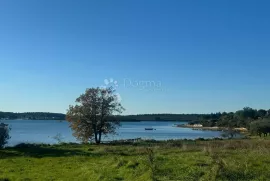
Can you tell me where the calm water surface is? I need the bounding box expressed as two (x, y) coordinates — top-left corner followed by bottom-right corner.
(2, 120), (222, 146)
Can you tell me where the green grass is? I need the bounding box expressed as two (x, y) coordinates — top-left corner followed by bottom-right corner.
(1, 139), (270, 181)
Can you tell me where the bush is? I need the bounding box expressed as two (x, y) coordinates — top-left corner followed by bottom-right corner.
(0, 123), (10, 148)
(221, 128), (239, 139)
(249, 119), (270, 137)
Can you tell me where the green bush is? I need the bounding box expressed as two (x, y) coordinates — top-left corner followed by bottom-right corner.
(249, 118), (270, 137)
(0, 123), (10, 148)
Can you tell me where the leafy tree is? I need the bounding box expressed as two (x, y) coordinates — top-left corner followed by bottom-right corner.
(201, 119), (217, 127)
(0, 123), (10, 148)
(66, 87), (124, 144)
(257, 109), (267, 118)
(235, 107), (257, 120)
(266, 110), (270, 118)
(249, 119), (270, 137)
(217, 112), (235, 127)
(0, 112), (65, 120)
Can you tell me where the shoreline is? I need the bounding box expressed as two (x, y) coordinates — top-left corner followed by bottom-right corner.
(175, 124), (248, 132)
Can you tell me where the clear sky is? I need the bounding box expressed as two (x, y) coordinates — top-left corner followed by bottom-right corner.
(0, 0), (270, 114)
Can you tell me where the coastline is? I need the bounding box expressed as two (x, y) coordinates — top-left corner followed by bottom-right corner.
(175, 124), (248, 132)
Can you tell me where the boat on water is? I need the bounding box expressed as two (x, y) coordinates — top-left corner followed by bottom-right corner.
(145, 128), (156, 130)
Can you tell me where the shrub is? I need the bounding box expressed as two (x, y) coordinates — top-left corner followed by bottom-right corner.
(221, 128), (239, 138)
(53, 133), (64, 144)
(249, 119), (270, 137)
(0, 123), (10, 148)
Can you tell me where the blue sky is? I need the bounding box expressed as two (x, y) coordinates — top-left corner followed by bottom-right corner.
(0, 0), (270, 114)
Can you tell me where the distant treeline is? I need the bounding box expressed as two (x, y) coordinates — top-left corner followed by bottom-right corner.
(0, 112), (66, 120)
(194, 107), (270, 129)
(0, 112), (199, 121)
(1, 108), (270, 127)
(116, 108), (270, 125)
(115, 114), (199, 122)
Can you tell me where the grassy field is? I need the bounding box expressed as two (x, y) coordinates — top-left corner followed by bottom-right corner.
(1, 139), (270, 181)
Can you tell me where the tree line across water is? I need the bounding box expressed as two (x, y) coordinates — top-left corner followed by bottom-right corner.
(195, 107), (270, 127)
(1, 108), (270, 128)
(194, 107), (270, 137)
(3, 110), (268, 124)
(0, 112), (200, 121)
(0, 112), (65, 120)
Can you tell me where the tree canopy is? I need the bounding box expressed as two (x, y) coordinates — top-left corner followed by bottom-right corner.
(0, 123), (10, 148)
(0, 112), (65, 120)
(249, 118), (270, 137)
(197, 107), (270, 131)
(66, 87), (124, 144)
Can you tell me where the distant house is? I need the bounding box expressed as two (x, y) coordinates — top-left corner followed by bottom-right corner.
(193, 124), (203, 128)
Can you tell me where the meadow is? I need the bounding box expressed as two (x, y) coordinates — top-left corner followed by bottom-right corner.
(1, 138), (270, 181)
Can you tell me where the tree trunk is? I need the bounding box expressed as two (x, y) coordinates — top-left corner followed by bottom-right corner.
(93, 123), (100, 144)
(94, 130), (101, 144)
(98, 131), (102, 144)
(94, 131), (98, 144)
(94, 131), (101, 144)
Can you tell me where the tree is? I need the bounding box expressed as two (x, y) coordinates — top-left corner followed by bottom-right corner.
(0, 123), (10, 148)
(257, 109), (267, 118)
(250, 119), (269, 136)
(66, 87), (124, 144)
(267, 110), (270, 117)
(249, 119), (270, 137)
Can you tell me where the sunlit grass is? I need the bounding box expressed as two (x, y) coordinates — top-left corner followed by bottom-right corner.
(1, 139), (270, 180)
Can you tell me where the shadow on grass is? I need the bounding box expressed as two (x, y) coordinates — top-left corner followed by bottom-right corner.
(0, 143), (101, 159)
(1, 143), (153, 159)
(0, 178), (10, 181)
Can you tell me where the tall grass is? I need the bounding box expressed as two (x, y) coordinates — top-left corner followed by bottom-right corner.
(1, 139), (270, 180)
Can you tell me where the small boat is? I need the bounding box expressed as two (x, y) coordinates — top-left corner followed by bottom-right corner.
(145, 128), (155, 130)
